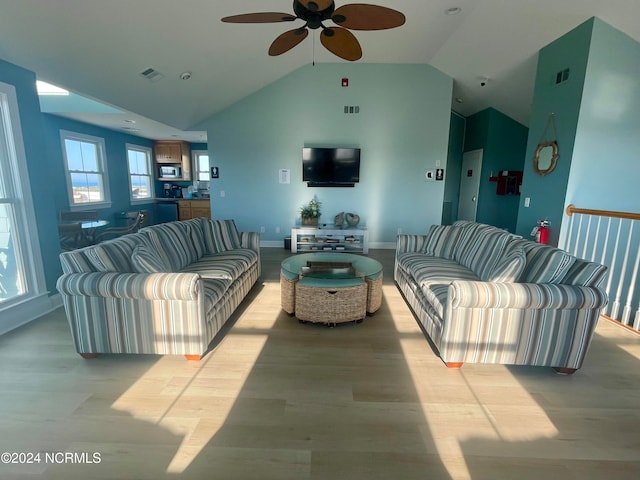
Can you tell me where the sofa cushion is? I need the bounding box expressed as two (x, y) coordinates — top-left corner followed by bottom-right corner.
(487, 242), (526, 282)
(181, 218), (207, 259)
(85, 233), (148, 272)
(202, 277), (233, 315)
(454, 228), (512, 281)
(410, 257), (480, 320)
(422, 225), (464, 259)
(131, 244), (169, 273)
(59, 248), (97, 274)
(560, 259), (608, 288)
(517, 242), (576, 284)
(202, 219), (242, 254)
(141, 222), (200, 271)
(180, 248), (258, 282)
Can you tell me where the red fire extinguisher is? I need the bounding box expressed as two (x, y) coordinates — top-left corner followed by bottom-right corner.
(532, 219), (550, 244)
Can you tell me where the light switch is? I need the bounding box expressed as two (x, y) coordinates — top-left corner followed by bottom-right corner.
(524, 197), (530, 207)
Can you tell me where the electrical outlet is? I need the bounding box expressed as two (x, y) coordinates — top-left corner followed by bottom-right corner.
(220, 190), (225, 197)
(275, 226), (280, 234)
(260, 226), (265, 233)
(397, 227), (403, 234)
(524, 197), (531, 207)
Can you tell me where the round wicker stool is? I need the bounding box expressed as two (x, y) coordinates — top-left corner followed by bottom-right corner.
(294, 277), (367, 327)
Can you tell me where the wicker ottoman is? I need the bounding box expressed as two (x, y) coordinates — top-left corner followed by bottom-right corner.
(294, 277), (367, 326)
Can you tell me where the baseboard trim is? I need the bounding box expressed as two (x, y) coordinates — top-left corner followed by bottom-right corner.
(0, 292), (62, 336)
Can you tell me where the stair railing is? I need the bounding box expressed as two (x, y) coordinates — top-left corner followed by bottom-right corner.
(562, 204), (640, 333)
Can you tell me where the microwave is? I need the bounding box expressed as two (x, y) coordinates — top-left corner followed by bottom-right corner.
(159, 165), (181, 179)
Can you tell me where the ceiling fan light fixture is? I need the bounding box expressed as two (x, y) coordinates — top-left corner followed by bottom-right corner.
(224, 1), (405, 61)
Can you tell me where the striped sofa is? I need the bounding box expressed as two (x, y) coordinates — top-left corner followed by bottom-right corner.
(57, 219), (260, 360)
(394, 221), (608, 373)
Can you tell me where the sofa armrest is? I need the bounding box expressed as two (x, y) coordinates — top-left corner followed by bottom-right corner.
(57, 272), (201, 301)
(240, 231), (260, 253)
(396, 234), (428, 255)
(448, 280), (608, 311)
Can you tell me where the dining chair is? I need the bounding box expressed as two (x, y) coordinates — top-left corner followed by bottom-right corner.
(58, 222), (88, 250)
(59, 210), (99, 222)
(95, 211), (145, 243)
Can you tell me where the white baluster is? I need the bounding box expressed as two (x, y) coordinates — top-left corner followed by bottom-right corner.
(607, 219), (624, 320)
(621, 222), (638, 326)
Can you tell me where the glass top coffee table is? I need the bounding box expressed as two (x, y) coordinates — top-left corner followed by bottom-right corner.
(280, 252), (383, 326)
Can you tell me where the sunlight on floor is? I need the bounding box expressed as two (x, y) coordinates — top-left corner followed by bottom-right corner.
(385, 287), (560, 480)
(110, 311), (274, 473)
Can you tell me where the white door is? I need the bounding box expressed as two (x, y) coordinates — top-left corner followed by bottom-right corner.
(457, 149), (483, 221)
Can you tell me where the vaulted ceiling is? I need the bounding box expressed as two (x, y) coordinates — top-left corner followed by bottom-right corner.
(1, 0), (638, 141)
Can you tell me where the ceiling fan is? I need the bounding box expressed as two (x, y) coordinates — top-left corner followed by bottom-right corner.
(221, 1), (406, 61)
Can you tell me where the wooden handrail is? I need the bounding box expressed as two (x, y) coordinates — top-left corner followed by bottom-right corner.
(566, 204), (640, 221)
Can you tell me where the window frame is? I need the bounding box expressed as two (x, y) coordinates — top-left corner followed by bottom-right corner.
(0, 80), (47, 321)
(192, 150), (210, 183)
(126, 143), (154, 203)
(60, 130), (111, 209)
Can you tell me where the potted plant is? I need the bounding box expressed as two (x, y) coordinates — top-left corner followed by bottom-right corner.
(300, 199), (321, 226)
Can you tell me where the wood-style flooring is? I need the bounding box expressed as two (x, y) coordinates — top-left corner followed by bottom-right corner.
(1, 248), (639, 479)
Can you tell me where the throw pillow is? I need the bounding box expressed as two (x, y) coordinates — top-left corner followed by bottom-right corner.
(131, 245), (169, 273)
(487, 244), (526, 282)
(423, 224), (463, 260)
(210, 219), (242, 252)
(518, 243), (576, 284)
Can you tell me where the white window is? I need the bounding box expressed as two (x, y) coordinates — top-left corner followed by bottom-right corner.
(126, 144), (154, 202)
(60, 130), (110, 208)
(0, 81), (47, 323)
(193, 150), (210, 182)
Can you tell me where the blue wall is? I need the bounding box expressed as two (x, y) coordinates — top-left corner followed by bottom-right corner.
(465, 108), (528, 233)
(442, 112), (465, 225)
(0, 59), (60, 294)
(565, 18), (640, 214)
(199, 63), (453, 245)
(516, 17), (640, 245)
(515, 19), (593, 244)
(42, 114), (157, 225)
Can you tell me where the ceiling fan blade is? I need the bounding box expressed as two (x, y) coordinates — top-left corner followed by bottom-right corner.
(221, 12), (297, 23)
(269, 28), (309, 56)
(332, 4), (405, 30)
(320, 27), (362, 61)
(297, 0), (334, 12)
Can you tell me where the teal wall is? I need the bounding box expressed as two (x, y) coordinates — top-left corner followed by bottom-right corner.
(465, 108), (528, 232)
(516, 17), (640, 245)
(515, 19), (593, 244)
(442, 112), (465, 225)
(0, 59), (60, 294)
(43, 114), (157, 225)
(200, 63), (453, 245)
(1, 57), (169, 295)
(565, 18), (640, 214)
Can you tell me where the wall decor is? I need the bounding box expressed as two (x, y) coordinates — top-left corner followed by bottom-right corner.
(533, 113), (559, 176)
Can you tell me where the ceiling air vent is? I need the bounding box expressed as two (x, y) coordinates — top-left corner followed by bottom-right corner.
(139, 67), (164, 83)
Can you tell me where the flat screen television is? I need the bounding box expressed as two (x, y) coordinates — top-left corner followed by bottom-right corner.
(302, 147), (360, 187)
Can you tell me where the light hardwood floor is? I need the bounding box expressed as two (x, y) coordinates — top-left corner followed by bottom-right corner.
(1, 248), (639, 479)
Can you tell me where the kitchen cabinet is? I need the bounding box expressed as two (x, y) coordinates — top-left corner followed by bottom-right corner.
(155, 141), (191, 180)
(177, 199), (211, 220)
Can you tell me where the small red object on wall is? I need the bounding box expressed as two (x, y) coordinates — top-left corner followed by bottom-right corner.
(341, 78), (349, 87)
(489, 170), (523, 195)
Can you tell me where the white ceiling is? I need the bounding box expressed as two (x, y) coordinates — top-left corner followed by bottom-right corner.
(1, 0), (638, 142)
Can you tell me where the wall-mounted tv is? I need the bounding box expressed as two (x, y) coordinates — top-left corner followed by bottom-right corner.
(302, 147), (360, 187)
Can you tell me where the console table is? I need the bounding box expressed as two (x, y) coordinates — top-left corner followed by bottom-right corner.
(290, 226), (369, 254)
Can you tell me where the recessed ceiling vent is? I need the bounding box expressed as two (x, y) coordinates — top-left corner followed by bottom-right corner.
(139, 67), (164, 83)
